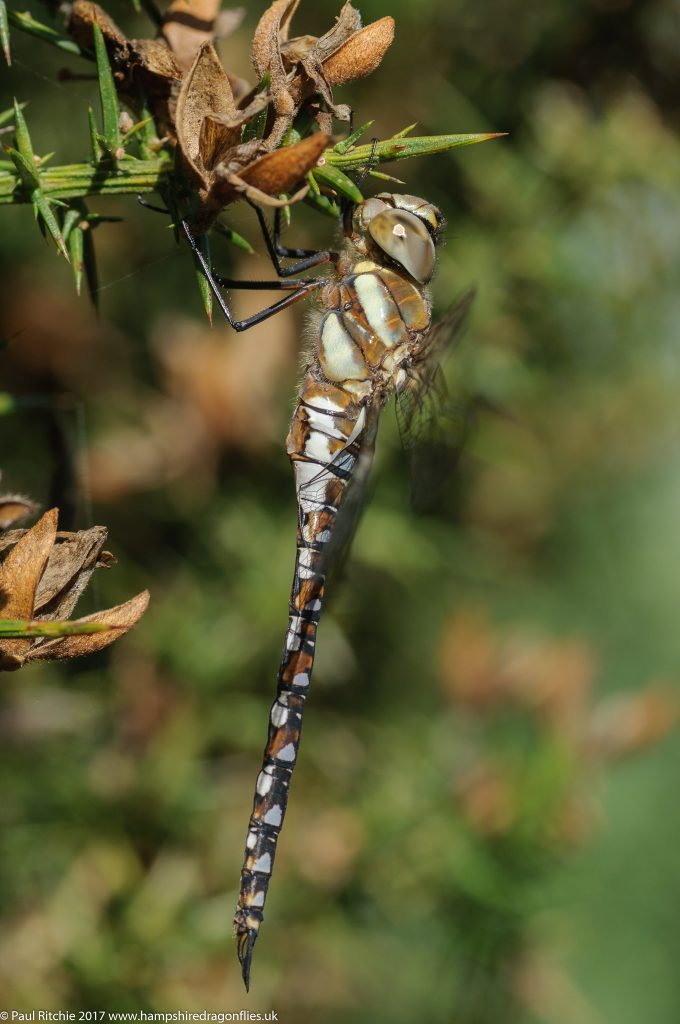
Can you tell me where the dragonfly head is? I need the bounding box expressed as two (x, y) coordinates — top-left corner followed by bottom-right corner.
(351, 193), (444, 285)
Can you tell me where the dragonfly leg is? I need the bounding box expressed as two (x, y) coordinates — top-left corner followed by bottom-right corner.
(273, 208), (325, 259)
(183, 221), (325, 332)
(355, 137), (379, 189)
(251, 203), (338, 277)
(136, 195), (171, 216)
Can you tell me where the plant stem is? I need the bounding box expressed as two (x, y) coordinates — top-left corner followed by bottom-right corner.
(0, 132), (501, 207)
(0, 158), (172, 204)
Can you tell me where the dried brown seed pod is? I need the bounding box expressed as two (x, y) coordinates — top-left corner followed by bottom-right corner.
(68, 1), (183, 137)
(161, 0), (243, 75)
(233, 132), (330, 197)
(251, 1), (393, 144)
(68, 0), (129, 51)
(176, 41), (329, 223)
(64, 0), (392, 226)
(176, 41), (239, 184)
(322, 16), (395, 87)
(0, 509), (149, 672)
(252, 0), (301, 80)
(24, 591), (150, 664)
(0, 494), (39, 529)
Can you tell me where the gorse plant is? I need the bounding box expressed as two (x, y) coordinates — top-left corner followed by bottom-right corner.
(1, 2), (679, 1019)
(0, 0), (501, 664)
(0, 493), (148, 669)
(0, 0), (501, 316)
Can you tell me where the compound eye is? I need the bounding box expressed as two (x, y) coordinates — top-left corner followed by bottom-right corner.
(353, 197), (389, 235)
(368, 209), (436, 283)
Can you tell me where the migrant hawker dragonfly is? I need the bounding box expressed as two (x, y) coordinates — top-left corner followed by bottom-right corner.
(186, 192), (473, 989)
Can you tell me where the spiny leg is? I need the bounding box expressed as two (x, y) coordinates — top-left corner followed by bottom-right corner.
(249, 202), (339, 278)
(136, 195), (171, 216)
(182, 221), (325, 331)
(143, 196), (334, 308)
(273, 208), (325, 259)
(355, 137), (379, 189)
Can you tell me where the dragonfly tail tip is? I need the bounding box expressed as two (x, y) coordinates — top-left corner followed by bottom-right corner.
(237, 926), (258, 992)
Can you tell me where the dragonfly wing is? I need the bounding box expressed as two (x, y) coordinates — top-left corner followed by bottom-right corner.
(396, 288), (476, 513)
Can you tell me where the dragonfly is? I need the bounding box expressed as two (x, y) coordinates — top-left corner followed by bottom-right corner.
(185, 191), (474, 990)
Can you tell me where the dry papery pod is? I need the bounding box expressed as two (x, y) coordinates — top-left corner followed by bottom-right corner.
(173, 0), (395, 227)
(175, 40), (330, 227)
(0, 492), (39, 530)
(0, 508), (149, 671)
(161, 0), (246, 76)
(67, 0), (394, 227)
(68, 1), (181, 138)
(67, 0), (246, 137)
(252, 0), (394, 141)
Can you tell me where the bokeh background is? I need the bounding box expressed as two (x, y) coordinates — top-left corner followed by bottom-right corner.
(2, 0), (680, 1020)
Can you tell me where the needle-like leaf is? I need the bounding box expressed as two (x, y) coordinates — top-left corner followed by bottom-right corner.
(241, 104), (269, 143)
(92, 20), (121, 155)
(32, 191), (70, 260)
(368, 169), (405, 184)
(328, 132), (507, 172)
(7, 138), (71, 259)
(392, 122), (417, 139)
(312, 161), (363, 204)
(304, 190), (341, 219)
(12, 98), (35, 164)
(63, 202), (101, 305)
(5, 147), (39, 191)
(61, 207), (80, 241)
(213, 221), (256, 254)
(67, 218), (84, 294)
(120, 116), (153, 145)
(192, 231), (213, 324)
(133, 99), (158, 160)
(82, 215), (99, 309)
(0, 100), (25, 128)
(86, 106), (102, 161)
(333, 119), (374, 155)
(7, 8), (86, 57)
(0, 0), (11, 65)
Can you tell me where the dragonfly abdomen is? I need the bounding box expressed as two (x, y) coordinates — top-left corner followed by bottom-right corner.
(234, 414), (359, 987)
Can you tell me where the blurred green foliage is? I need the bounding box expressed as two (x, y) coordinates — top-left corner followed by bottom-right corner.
(2, 0), (680, 1021)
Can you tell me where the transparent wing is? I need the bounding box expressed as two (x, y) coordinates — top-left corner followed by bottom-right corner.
(395, 288), (476, 513)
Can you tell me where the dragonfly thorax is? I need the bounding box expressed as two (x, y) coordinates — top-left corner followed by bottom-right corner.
(351, 193), (444, 285)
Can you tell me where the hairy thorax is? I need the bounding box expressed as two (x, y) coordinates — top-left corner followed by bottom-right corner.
(317, 258), (432, 401)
